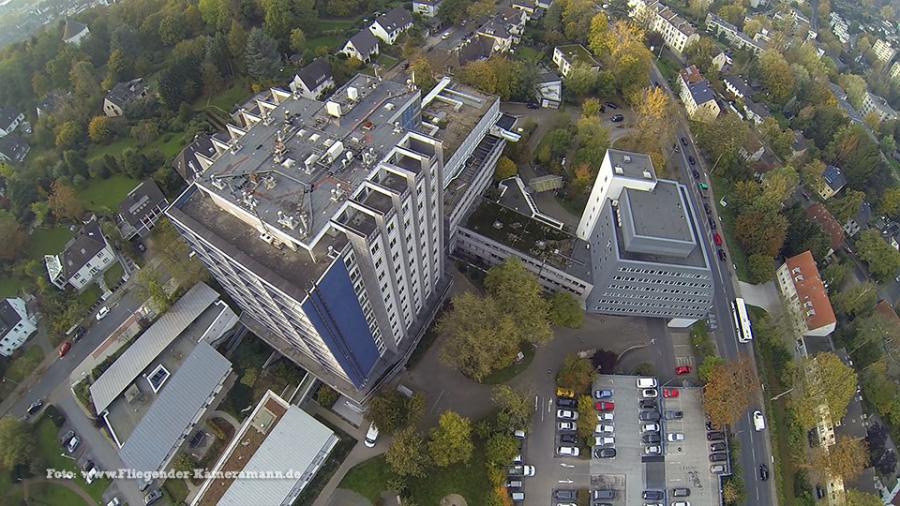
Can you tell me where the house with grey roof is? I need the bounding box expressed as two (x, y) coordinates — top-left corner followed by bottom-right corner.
(0, 107), (25, 138)
(117, 180), (169, 240)
(0, 134), (30, 164)
(743, 99), (771, 125)
(289, 58), (335, 100)
(413, 0), (443, 17)
(174, 134), (218, 183)
(535, 71), (562, 109)
(103, 78), (150, 117)
(369, 7), (413, 45)
(341, 29), (380, 62)
(0, 297), (37, 358)
(817, 165), (846, 200)
(35, 90), (71, 119)
(190, 390), (336, 506)
(477, 7), (528, 52)
(44, 218), (117, 292)
(553, 44), (600, 77)
(62, 19), (90, 45)
(843, 201), (871, 237)
(723, 75), (751, 100)
(678, 66), (720, 123)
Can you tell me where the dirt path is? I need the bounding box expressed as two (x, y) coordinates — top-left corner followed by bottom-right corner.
(23, 478), (96, 505)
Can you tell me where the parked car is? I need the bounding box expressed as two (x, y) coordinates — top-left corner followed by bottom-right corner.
(364, 422), (380, 448)
(708, 217), (716, 230)
(759, 464), (770, 481)
(665, 410), (683, 420)
(644, 445), (661, 455)
(595, 424), (614, 434)
(717, 249), (727, 261)
(605, 102), (618, 109)
(597, 412), (614, 421)
(554, 489), (576, 500)
(513, 429), (527, 439)
(636, 377), (657, 388)
(713, 233), (722, 246)
(557, 446), (580, 457)
(556, 409), (578, 420)
(691, 170), (700, 179)
(72, 326), (86, 343)
(144, 489), (163, 505)
(557, 398), (577, 408)
(640, 399), (658, 409)
(642, 433), (661, 444)
(58, 341), (72, 358)
(672, 488), (691, 498)
(526, 102), (539, 109)
(593, 389), (613, 399)
(642, 423), (660, 432)
(595, 401), (615, 411)
(506, 479), (523, 489)
(707, 431), (725, 441)
(611, 114), (624, 122)
(680, 137), (688, 146)
(61, 430), (75, 445)
(667, 433), (685, 442)
(556, 387), (576, 399)
(688, 156), (696, 165)
(709, 442), (726, 452)
(704, 203), (711, 214)
(510, 491), (524, 502)
(558, 421), (577, 432)
(641, 388), (658, 398)
(595, 447), (617, 458)
(675, 365), (691, 375)
(85, 466), (99, 485)
(595, 435), (615, 446)
(753, 410), (766, 431)
(639, 411), (661, 421)
(710, 464), (726, 473)
(508, 465), (536, 476)
(593, 489), (615, 499)
(65, 434), (80, 453)
(559, 433), (578, 444)
(27, 399), (44, 416)
(709, 452), (728, 462)
(663, 388), (679, 398)
(642, 490), (664, 500)
(96, 306), (110, 320)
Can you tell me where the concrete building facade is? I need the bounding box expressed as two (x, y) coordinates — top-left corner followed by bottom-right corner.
(0, 297), (38, 357)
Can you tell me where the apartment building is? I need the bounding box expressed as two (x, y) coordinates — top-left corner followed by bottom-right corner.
(776, 251), (836, 337)
(706, 13), (767, 55)
(552, 45), (601, 77)
(873, 39), (896, 63)
(677, 66), (720, 123)
(861, 91), (898, 123)
(0, 297), (38, 357)
(891, 61), (900, 81)
(829, 12), (850, 44)
(630, 0), (699, 54)
(166, 76), (503, 403)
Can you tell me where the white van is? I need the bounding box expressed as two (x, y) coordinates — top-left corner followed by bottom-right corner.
(364, 422), (379, 448)
(557, 446), (580, 456)
(637, 377), (658, 388)
(753, 410), (766, 431)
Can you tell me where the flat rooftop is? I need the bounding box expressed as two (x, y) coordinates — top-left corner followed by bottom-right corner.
(624, 183), (692, 242)
(556, 44), (600, 66)
(444, 134), (503, 212)
(421, 81), (496, 162)
(607, 149), (657, 182)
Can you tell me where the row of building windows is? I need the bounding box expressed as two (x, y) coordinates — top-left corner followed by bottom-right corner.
(601, 291), (711, 304)
(595, 298), (709, 312)
(593, 304), (706, 318)
(612, 275), (709, 288)
(618, 266), (709, 280)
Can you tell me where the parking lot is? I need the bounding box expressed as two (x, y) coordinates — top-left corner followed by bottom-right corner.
(662, 387), (724, 506)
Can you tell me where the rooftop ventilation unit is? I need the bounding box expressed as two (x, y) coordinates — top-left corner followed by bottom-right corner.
(211, 178), (226, 190)
(325, 101), (342, 118)
(614, 165), (624, 175)
(385, 102), (395, 111)
(347, 86), (359, 101)
(327, 245), (340, 259)
(277, 211), (299, 230)
(643, 170), (652, 179)
(623, 155), (632, 163)
(259, 232), (274, 244)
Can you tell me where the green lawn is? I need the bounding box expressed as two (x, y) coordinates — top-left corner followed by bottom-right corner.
(317, 17), (360, 31)
(376, 53), (399, 69)
(0, 465), (13, 499)
(515, 46), (543, 63)
(78, 175), (139, 213)
(34, 415), (111, 502)
(103, 262), (125, 287)
(146, 131), (189, 160)
(306, 34), (347, 52)
(27, 482), (90, 506)
(26, 226), (74, 261)
(76, 284), (102, 308)
(164, 477), (188, 504)
(0, 275), (24, 298)
(483, 344), (536, 385)
(86, 137), (136, 164)
(5, 346), (46, 383)
(341, 447), (492, 505)
(204, 82), (253, 114)
(710, 174), (749, 281)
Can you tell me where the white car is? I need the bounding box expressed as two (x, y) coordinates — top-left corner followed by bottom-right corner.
(641, 423), (660, 432)
(667, 432), (685, 442)
(514, 429), (527, 439)
(522, 465), (535, 476)
(96, 306), (110, 320)
(595, 423), (614, 434)
(595, 435), (615, 446)
(644, 445), (661, 455)
(556, 409), (578, 420)
(597, 412), (614, 421)
(637, 377), (658, 388)
(85, 466), (99, 484)
(753, 410), (766, 431)
(364, 422), (379, 448)
(558, 446), (580, 456)
(641, 388), (659, 398)
(558, 421), (576, 431)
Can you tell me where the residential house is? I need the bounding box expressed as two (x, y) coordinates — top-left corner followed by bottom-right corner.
(775, 250), (837, 337)
(552, 45), (600, 77)
(477, 7), (528, 53)
(62, 19), (90, 45)
(816, 165), (846, 200)
(712, 51), (732, 71)
(875, 300), (900, 326)
(535, 71), (562, 108)
(678, 66), (720, 123)
(743, 99), (771, 125)
(341, 30), (380, 62)
(369, 8), (413, 45)
(706, 13), (767, 55)
(174, 134), (217, 183)
(873, 39), (896, 63)
(117, 180), (169, 240)
(289, 58), (334, 100)
(0, 134), (30, 164)
(512, 0), (538, 16)
(0, 298), (38, 358)
(630, 0), (699, 53)
(739, 134), (765, 162)
(891, 61), (900, 82)
(861, 91), (898, 123)
(829, 12), (850, 44)
(103, 78), (149, 117)
(828, 83), (865, 125)
(35, 91), (70, 118)
(0, 107), (25, 137)
(412, 0), (442, 17)
(535, 0), (552, 7)
(723, 75), (751, 100)
(430, 34), (495, 70)
(44, 218), (117, 292)
(843, 201), (871, 237)
(806, 203), (845, 256)
(791, 132), (809, 158)
(190, 390), (338, 506)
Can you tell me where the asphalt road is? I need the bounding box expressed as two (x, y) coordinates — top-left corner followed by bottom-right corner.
(651, 63), (777, 506)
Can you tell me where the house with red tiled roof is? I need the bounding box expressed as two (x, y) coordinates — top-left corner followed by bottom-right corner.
(806, 203), (845, 257)
(775, 251), (837, 337)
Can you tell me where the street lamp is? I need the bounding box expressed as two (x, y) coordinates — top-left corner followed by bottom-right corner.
(59, 453), (77, 462)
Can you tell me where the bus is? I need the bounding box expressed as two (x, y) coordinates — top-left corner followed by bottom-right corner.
(731, 297), (754, 343)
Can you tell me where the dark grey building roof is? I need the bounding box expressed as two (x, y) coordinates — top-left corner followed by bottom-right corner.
(0, 299), (22, 337)
(0, 134), (29, 162)
(456, 35), (495, 65)
(687, 80), (716, 104)
(118, 340), (231, 473)
(173, 134), (215, 183)
(90, 282), (219, 414)
(855, 202), (872, 226)
(106, 79), (148, 109)
(0, 107), (19, 128)
(348, 29), (379, 56)
(536, 70), (562, 84)
(295, 58), (333, 92)
(118, 180), (167, 230)
(61, 219), (107, 278)
(723, 75), (751, 98)
(63, 19), (87, 40)
(375, 7), (413, 33)
(823, 165), (847, 191)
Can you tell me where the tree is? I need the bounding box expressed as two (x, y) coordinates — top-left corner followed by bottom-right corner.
(88, 116), (114, 143)
(172, 453), (194, 473)
(735, 206), (788, 257)
(759, 118), (794, 159)
(694, 114), (750, 176)
(783, 206), (831, 260)
(367, 391), (424, 435)
(289, 28), (306, 55)
(485, 259), (552, 344)
(698, 355), (725, 384)
(105, 49), (132, 88)
(856, 230), (900, 282)
(134, 267), (173, 312)
(244, 27), (281, 81)
(439, 293), (520, 381)
(560, 0), (595, 41)
(492, 385), (531, 431)
(564, 63), (598, 97)
(556, 354), (593, 394)
(587, 12), (610, 57)
(47, 180), (84, 221)
(429, 411), (474, 467)
(809, 436), (868, 480)
(879, 187), (900, 220)
(227, 20), (248, 59)
(0, 210), (26, 263)
(386, 427), (430, 477)
(827, 125), (883, 190)
(684, 37), (720, 78)
(748, 254), (775, 283)
(410, 58), (436, 92)
(549, 291), (584, 328)
(831, 282), (877, 319)
(760, 165), (799, 210)
(484, 433), (519, 467)
(494, 156), (518, 180)
(845, 490), (885, 506)
(791, 352), (858, 430)
(822, 261), (849, 287)
(576, 395), (594, 441)
(839, 73), (867, 110)
(827, 190), (864, 223)
(759, 50), (796, 105)
(703, 355), (759, 428)
(55, 120), (83, 149)
(0, 417), (35, 469)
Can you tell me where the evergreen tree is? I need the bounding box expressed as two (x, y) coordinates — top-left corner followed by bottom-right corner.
(244, 27), (281, 81)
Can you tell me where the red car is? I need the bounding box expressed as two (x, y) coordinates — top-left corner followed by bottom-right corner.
(675, 365), (692, 375)
(58, 341), (72, 358)
(663, 388), (679, 399)
(595, 401), (615, 411)
(713, 233), (723, 246)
